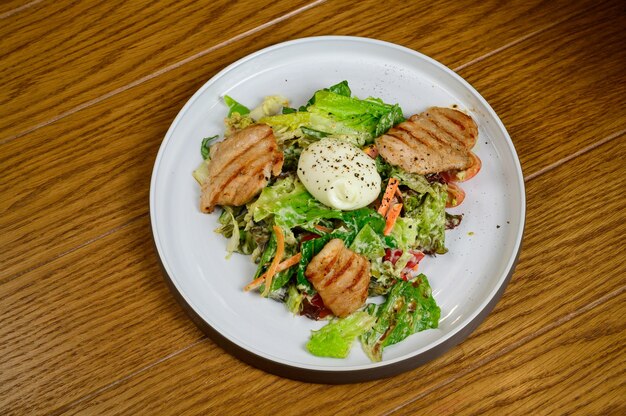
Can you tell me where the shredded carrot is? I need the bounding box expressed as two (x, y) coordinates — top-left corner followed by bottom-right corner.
(363, 144), (379, 159)
(383, 203), (403, 236)
(244, 252), (302, 292)
(261, 225), (285, 297)
(378, 178), (400, 217)
(313, 224), (333, 234)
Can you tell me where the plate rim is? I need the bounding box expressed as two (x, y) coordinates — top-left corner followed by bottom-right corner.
(150, 35), (526, 382)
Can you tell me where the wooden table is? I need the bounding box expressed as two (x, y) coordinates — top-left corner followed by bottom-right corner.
(2, 0), (625, 414)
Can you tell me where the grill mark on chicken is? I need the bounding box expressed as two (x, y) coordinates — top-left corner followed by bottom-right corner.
(392, 126), (432, 149)
(346, 260), (368, 292)
(206, 138), (268, 208)
(443, 113), (466, 130)
(321, 250), (341, 277)
(305, 239), (370, 317)
(423, 117), (464, 148)
(322, 257), (367, 311)
(215, 133), (270, 185)
(430, 107), (478, 147)
(376, 107), (477, 175)
(407, 116), (462, 151)
(425, 115), (466, 149)
(322, 253), (353, 289)
(212, 129), (271, 174)
(385, 131), (417, 154)
(201, 124), (282, 212)
(225, 148), (273, 202)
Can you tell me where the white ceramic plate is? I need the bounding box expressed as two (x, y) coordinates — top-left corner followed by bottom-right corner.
(150, 36), (525, 382)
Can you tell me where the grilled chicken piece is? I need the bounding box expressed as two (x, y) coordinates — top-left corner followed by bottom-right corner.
(305, 239), (370, 317)
(375, 107), (478, 175)
(200, 124), (283, 213)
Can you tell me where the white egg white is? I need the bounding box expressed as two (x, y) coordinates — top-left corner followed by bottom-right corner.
(297, 138), (381, 210)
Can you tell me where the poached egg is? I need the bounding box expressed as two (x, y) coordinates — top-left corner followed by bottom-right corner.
(297, 138), (381, 210)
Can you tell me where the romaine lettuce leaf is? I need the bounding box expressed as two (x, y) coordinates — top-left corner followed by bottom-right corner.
(361, 276), (440, 361)
(390, 217), (419, 251)
(307, 311), (376, 358)
(407, 183), (447, 254)
(391, 169), (448, 254)
(350, 224), (385, 260)
(260, 81), (403, 147)
(248, 176), (345, 228)
(223, 95), (250, 116)
(307, 90), (404, 139)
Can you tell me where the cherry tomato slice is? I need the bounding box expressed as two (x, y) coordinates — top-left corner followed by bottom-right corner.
(446, 182), (466, 208)
(440, 152), (482, 183)
(363, 144), (379, 159)
(383, 248), (403, 265)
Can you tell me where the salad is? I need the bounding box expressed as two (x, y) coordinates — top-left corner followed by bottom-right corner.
(193, 81), (480, 361)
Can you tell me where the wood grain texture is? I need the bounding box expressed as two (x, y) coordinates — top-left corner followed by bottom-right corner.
(0, 0), (619, 280)
(0, 0), (316, 139)
(394, 294), (626, 415)
(54, 131), (626, 415)
(0, 0), (45, 17)
(0, 216), (204, 415)
(458, 1), (626, 177)
(0, 0), (598, 142)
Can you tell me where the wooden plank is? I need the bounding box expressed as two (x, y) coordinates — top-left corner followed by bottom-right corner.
(0, 0), (45, 17)
(457, 2), (626, 177)
(54, 129), (626, 415)
(393, 294), (626, 415)
(0, 0), (597, 141)
(0, 216), (204, 415)
(0, 0), (316, 139)
(0, 0), (617, 280)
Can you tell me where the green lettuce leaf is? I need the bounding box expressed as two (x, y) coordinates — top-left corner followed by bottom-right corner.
(361, 276), (440, 361)
(350, 224), (385, 260)
(391, 170), (448, 254)
(223, 95), (250, 116)
(390, 217), (419, 251)
(300, 80), (352, 110)
(248, 176), (345, 229)
(200, 135), (218, 160)
(307, 311), (376, 358)
(307, 90), (404, 139)
(261, 81), (403, 147)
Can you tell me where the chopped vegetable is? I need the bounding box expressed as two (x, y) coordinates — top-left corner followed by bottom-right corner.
(192, 159), (210, 185)
(446, 182), (466, 207)
(440, 152), (482, 183)
(244, 253), (302, 292)
(383, 203), (403, 236)
(363, 144), (379, 159)
(248, 95), (289, 121)
(350, 224), (385, 260)
(200, 135), (218, 160)
(361, 276), (440, 361)
(223, 95), (250, 116)
(261, 225), (286, 297)
(378, 178), (400, 216)
(307, 311), (376, 358)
